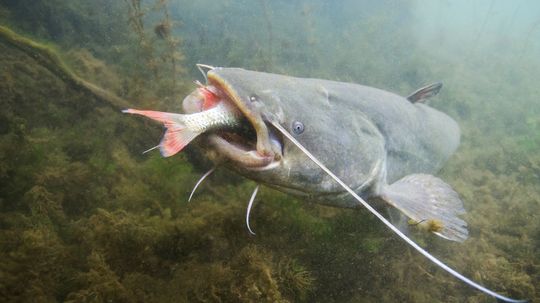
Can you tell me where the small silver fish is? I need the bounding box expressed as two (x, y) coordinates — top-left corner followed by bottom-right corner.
(122, 87), (243, 157)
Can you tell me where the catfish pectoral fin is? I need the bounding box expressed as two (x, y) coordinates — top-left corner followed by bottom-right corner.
(380, 174), (468, 242)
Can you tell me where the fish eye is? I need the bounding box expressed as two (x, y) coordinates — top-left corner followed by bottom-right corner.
(249, 94), (259, 102)
(292, 121), (304, 135)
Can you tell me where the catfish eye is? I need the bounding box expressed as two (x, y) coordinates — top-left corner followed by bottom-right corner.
(249, 94), (259, 102)
(292, 121), (304, 135)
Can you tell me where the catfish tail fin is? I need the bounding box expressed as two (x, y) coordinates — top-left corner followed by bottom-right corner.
(122, 109), (199, 157)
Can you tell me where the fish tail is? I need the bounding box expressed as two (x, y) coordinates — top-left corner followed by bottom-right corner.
(122, 109), (200, 157)
(380, 174), (468, 242)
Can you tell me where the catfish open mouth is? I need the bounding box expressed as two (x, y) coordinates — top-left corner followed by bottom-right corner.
(183, 77), (283, 170)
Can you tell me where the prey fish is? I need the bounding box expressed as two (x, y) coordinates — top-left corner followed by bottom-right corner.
(122, 86), (240, 157)
(123, 85), (274, 166)
(123, 65), (527, 303)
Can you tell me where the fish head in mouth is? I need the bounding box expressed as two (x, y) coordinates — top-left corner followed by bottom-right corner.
(180, 72), (283, 171)
(183, 67), (386, 200)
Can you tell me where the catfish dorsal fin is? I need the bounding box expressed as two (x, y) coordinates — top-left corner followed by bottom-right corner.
(406, 82), (443, 103)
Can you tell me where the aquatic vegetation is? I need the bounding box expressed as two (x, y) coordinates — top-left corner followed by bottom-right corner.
(277, 256), (316, 300)
(65, 251), (133, 303)
(124, 0), (185, 99)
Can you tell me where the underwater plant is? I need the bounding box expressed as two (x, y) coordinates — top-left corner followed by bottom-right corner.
(123, 0), (185, 99)
(277, 256), (316, 300)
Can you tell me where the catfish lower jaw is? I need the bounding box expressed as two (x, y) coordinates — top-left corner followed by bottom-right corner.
(208, 135), (279, 169)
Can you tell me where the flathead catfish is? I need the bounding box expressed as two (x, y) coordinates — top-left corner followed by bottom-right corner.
(123, 66), (526, 303)
(196, 67), (466, 242)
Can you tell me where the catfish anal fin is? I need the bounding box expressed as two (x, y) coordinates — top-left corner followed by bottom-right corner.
(406, 82), (443, 103)
(381, 174), (468, 242)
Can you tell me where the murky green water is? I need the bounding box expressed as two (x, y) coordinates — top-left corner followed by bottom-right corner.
(0, 1), (538, 302)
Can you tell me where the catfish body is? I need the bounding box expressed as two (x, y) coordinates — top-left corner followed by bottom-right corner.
(205, 69), (459, 203)
(201, 68), (466, 242)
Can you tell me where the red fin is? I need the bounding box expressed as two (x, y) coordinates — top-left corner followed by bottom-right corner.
(122, 108), (200, 157)
(122, 109), (177, 127)
(159, 127), (198, 157)
(198, 87), (220, 110)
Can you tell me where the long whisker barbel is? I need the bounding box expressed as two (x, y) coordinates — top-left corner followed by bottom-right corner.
(188, 167), (216, 202)
(246, 185), (259, 235)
